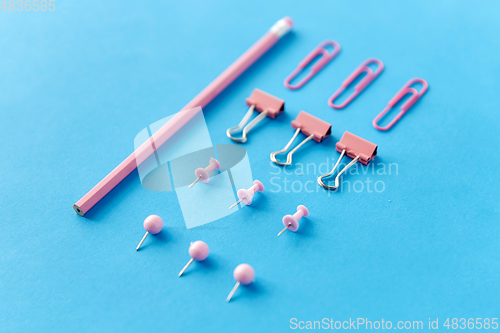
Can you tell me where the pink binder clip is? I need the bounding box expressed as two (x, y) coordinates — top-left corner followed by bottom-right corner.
(372, 78), (428, 131)
(227, 89), (284, 143)
(270, 111), (331, 166)
(284, 40), (341, 90)
(318, 131), (377, 191)
(328, 58), (384, 109)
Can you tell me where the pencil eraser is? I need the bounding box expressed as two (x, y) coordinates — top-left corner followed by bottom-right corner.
(283, 17), (293, 28)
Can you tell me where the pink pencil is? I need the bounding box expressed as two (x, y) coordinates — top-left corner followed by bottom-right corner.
(73, 17), (293, 216)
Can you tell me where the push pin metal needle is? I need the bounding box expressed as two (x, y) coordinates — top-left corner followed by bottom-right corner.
(227, 264), (255, 302)
(229, 180), (265, 210)
(278, 205), (309, 236)
(178, 241), (210, 277)
(136, 215), (163, 251)
(189, 157), (221, 188)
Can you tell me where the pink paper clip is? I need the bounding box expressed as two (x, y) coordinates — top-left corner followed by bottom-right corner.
(284, 40), (341, 90)
(270, 111), (331, 166)
(328, 58), (384, 109)
(372, 78), (428, 131)
(227, 89), (284, 143)
(318, 131), (377, 190)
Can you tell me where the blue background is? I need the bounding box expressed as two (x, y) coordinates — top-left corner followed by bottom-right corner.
(1, 0), (499, 332)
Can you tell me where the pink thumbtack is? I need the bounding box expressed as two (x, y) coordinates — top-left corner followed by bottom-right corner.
(278, 205), (309, 236)
(228, 180), (265, 210)
(178, 241), (210, 277)
(136, 215), (163, 251)
(226, 263), (255, 302)
(189, 157), (221, 189)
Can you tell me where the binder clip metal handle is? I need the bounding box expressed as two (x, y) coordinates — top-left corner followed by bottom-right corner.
(284, 40), (341, 90)
(227, 89), (284, 143)
(270, 128), (314, 166)
(372, 78), (428, 131)
(226, 104), (267, 143)
(318, 132), (378, 190)
(270, 111), (331, 166)
(328, 58), (384, 109)
(317, 149), (359, 190)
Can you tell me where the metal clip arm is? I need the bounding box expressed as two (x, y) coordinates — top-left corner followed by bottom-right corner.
(317, 150), (360, 190)
(226, 105), (269, 143)
(270, 128), (314, 166)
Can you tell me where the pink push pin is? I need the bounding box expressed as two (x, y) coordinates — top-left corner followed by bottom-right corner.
(278, 205), (309, 236)
(226, 263), (255, 302)
(136, 215), (163, 251)
(188, 157), (221, 189)
(228, 180), (265, 210)
(178, 241), (210, 277)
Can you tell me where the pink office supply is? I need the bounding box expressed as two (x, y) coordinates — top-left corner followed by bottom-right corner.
(372, 78), (428, 131)
(328, 58), (384, 109)
(270, 111), (331, 166)
(178, 241), (210, 277)
(189, 157), (221, 188)
(284, 40), (341, 90)
(228, 180), (265, 210)
(246, 89), (284, 118)
(73, 17), (294, 216)
(278, 205), (309, 236)
(291, 111), (332, 142)
(136, 215), (164, 251)
(227, 89), (285, 143)
(227, 264), (255, 302)
(336, 132), (377, 165)
(318, 132), (378, 191)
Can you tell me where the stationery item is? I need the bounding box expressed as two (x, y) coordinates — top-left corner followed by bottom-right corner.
(318, 132), (378, 190)
(372, 78), (428, 131)
(270, 111), (331, 166)
(73, 17), (294, 216)
(328, 58), (384, 109)
(188, 158), (220, 189)
(226, 89), (284, 143)
(226, 264), (255, 302)
(178, 241), (210, 277)
(136, 215), (164, 251)
(284, 40), (341, 90)
(278, 205), (309, 236)
(229, 180), (265, 210)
